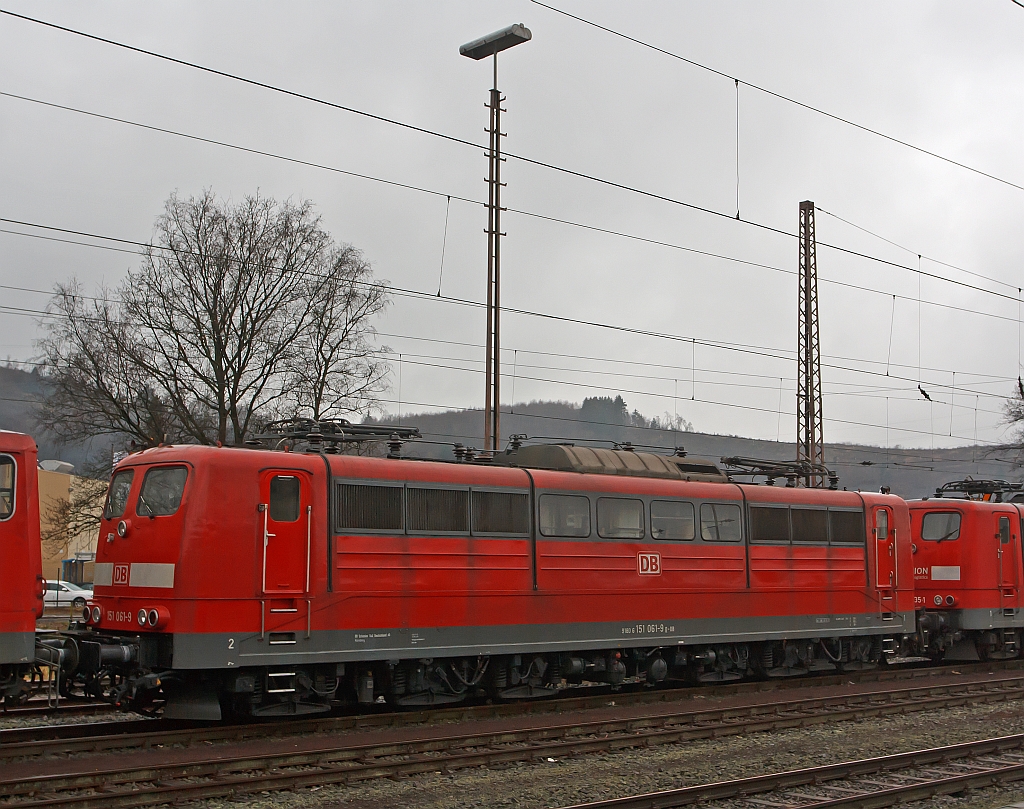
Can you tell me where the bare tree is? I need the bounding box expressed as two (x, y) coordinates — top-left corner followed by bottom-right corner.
(1005, 378), (1024, 447)
(289, 244), (390, 421)
(37, 281), (183, 448)
(38, 190), (391, 448)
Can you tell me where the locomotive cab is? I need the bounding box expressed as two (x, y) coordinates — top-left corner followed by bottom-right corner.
(69, 445), (337, 718)
(910, 482), (1024, 661)
(69, 454), (189, 709)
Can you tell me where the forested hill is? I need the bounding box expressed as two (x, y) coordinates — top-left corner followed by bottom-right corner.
(0, 365), (108, 469)
(3, 367), (1019, 498)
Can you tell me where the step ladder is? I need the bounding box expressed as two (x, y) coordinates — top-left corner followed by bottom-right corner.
(1002, 629), (1019, 657)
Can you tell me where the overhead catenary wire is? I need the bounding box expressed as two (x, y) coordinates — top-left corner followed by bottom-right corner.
(529, 0), (1024, 195)
(2, 15), (1015, 456)
(0, 28), (1020, 306)
(0, 217), (1015, 404)
(818, 207), (1020, 293)
(2, 90), (1021, 316)
(2, 337), (1010, 419)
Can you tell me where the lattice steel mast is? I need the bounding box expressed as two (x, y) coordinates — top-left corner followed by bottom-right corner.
(797, 200), (825, 486)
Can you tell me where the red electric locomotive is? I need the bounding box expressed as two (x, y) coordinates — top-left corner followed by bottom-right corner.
(0, 431), (44, 703)
(910, 480), (1024, 661)
(64, 430), (915, 720)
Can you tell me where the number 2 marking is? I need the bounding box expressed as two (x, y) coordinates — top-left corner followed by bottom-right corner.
(227, 638), (235, 650)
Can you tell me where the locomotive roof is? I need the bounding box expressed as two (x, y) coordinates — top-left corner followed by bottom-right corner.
(494, 444), (727, 482)
(0, 430), (36, 453)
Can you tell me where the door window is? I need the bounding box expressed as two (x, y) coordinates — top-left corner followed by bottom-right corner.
(270, 476), (301, 522)
(1000, 516), (1011, 544)
(876, 509), (888, 540)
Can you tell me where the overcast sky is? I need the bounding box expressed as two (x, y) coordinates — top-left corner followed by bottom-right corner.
(2, 1), (1023, 456)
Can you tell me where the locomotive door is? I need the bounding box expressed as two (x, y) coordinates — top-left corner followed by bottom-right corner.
(873, 507), (896, 601)
(997, 513), (1018, 606)
(259, 471), (313, 595)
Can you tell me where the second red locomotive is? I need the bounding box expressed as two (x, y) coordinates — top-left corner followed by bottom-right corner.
(910, 480), (1024, 661)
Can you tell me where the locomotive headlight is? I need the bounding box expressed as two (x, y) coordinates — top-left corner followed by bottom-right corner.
(945, 595), (956, 606)
(91, 605), (102, 624)
(137, 609), (147, 626)
(117, 519), (131, 538)
(933, 595), (943, 606)
(81, 605), (91, 622)
(146, 606), (169, 628)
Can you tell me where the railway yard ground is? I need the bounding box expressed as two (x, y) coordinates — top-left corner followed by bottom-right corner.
(7, 665), (1024, 809)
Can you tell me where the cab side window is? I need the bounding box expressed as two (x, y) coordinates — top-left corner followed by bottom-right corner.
(999, 516), (1011, 545)
(136, 466), (188, 517)
(104, 469), (134, 519)
(0, 455), (14, 520)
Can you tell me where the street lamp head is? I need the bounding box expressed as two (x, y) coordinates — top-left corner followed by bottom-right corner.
(460, 23), (531, 60)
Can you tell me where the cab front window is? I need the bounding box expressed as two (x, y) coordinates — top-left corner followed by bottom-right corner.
(921, 511), (961, 541)
(137, 466), (188, 517)
(104, 469), (134, 519)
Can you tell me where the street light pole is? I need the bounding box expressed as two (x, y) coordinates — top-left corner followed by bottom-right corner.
(461, 24), (531, 454)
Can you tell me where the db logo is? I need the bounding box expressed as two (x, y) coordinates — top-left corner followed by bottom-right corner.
(637, 552), (661, 576)
(113, 564), (130, 586)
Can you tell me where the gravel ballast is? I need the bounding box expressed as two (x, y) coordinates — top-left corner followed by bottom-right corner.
(149, 692), (1024, 809)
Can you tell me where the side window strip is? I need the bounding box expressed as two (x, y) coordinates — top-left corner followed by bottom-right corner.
(539, 494), (591, 538)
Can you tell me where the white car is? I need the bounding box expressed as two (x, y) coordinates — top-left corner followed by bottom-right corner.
(43, 581), (93, 609)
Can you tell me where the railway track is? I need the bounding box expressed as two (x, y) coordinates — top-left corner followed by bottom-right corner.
(4, 671), (1024, 808)
(0, 659), (1017, 756)
(559, 735), (1024, 809)
(1, 699), (114, 720)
